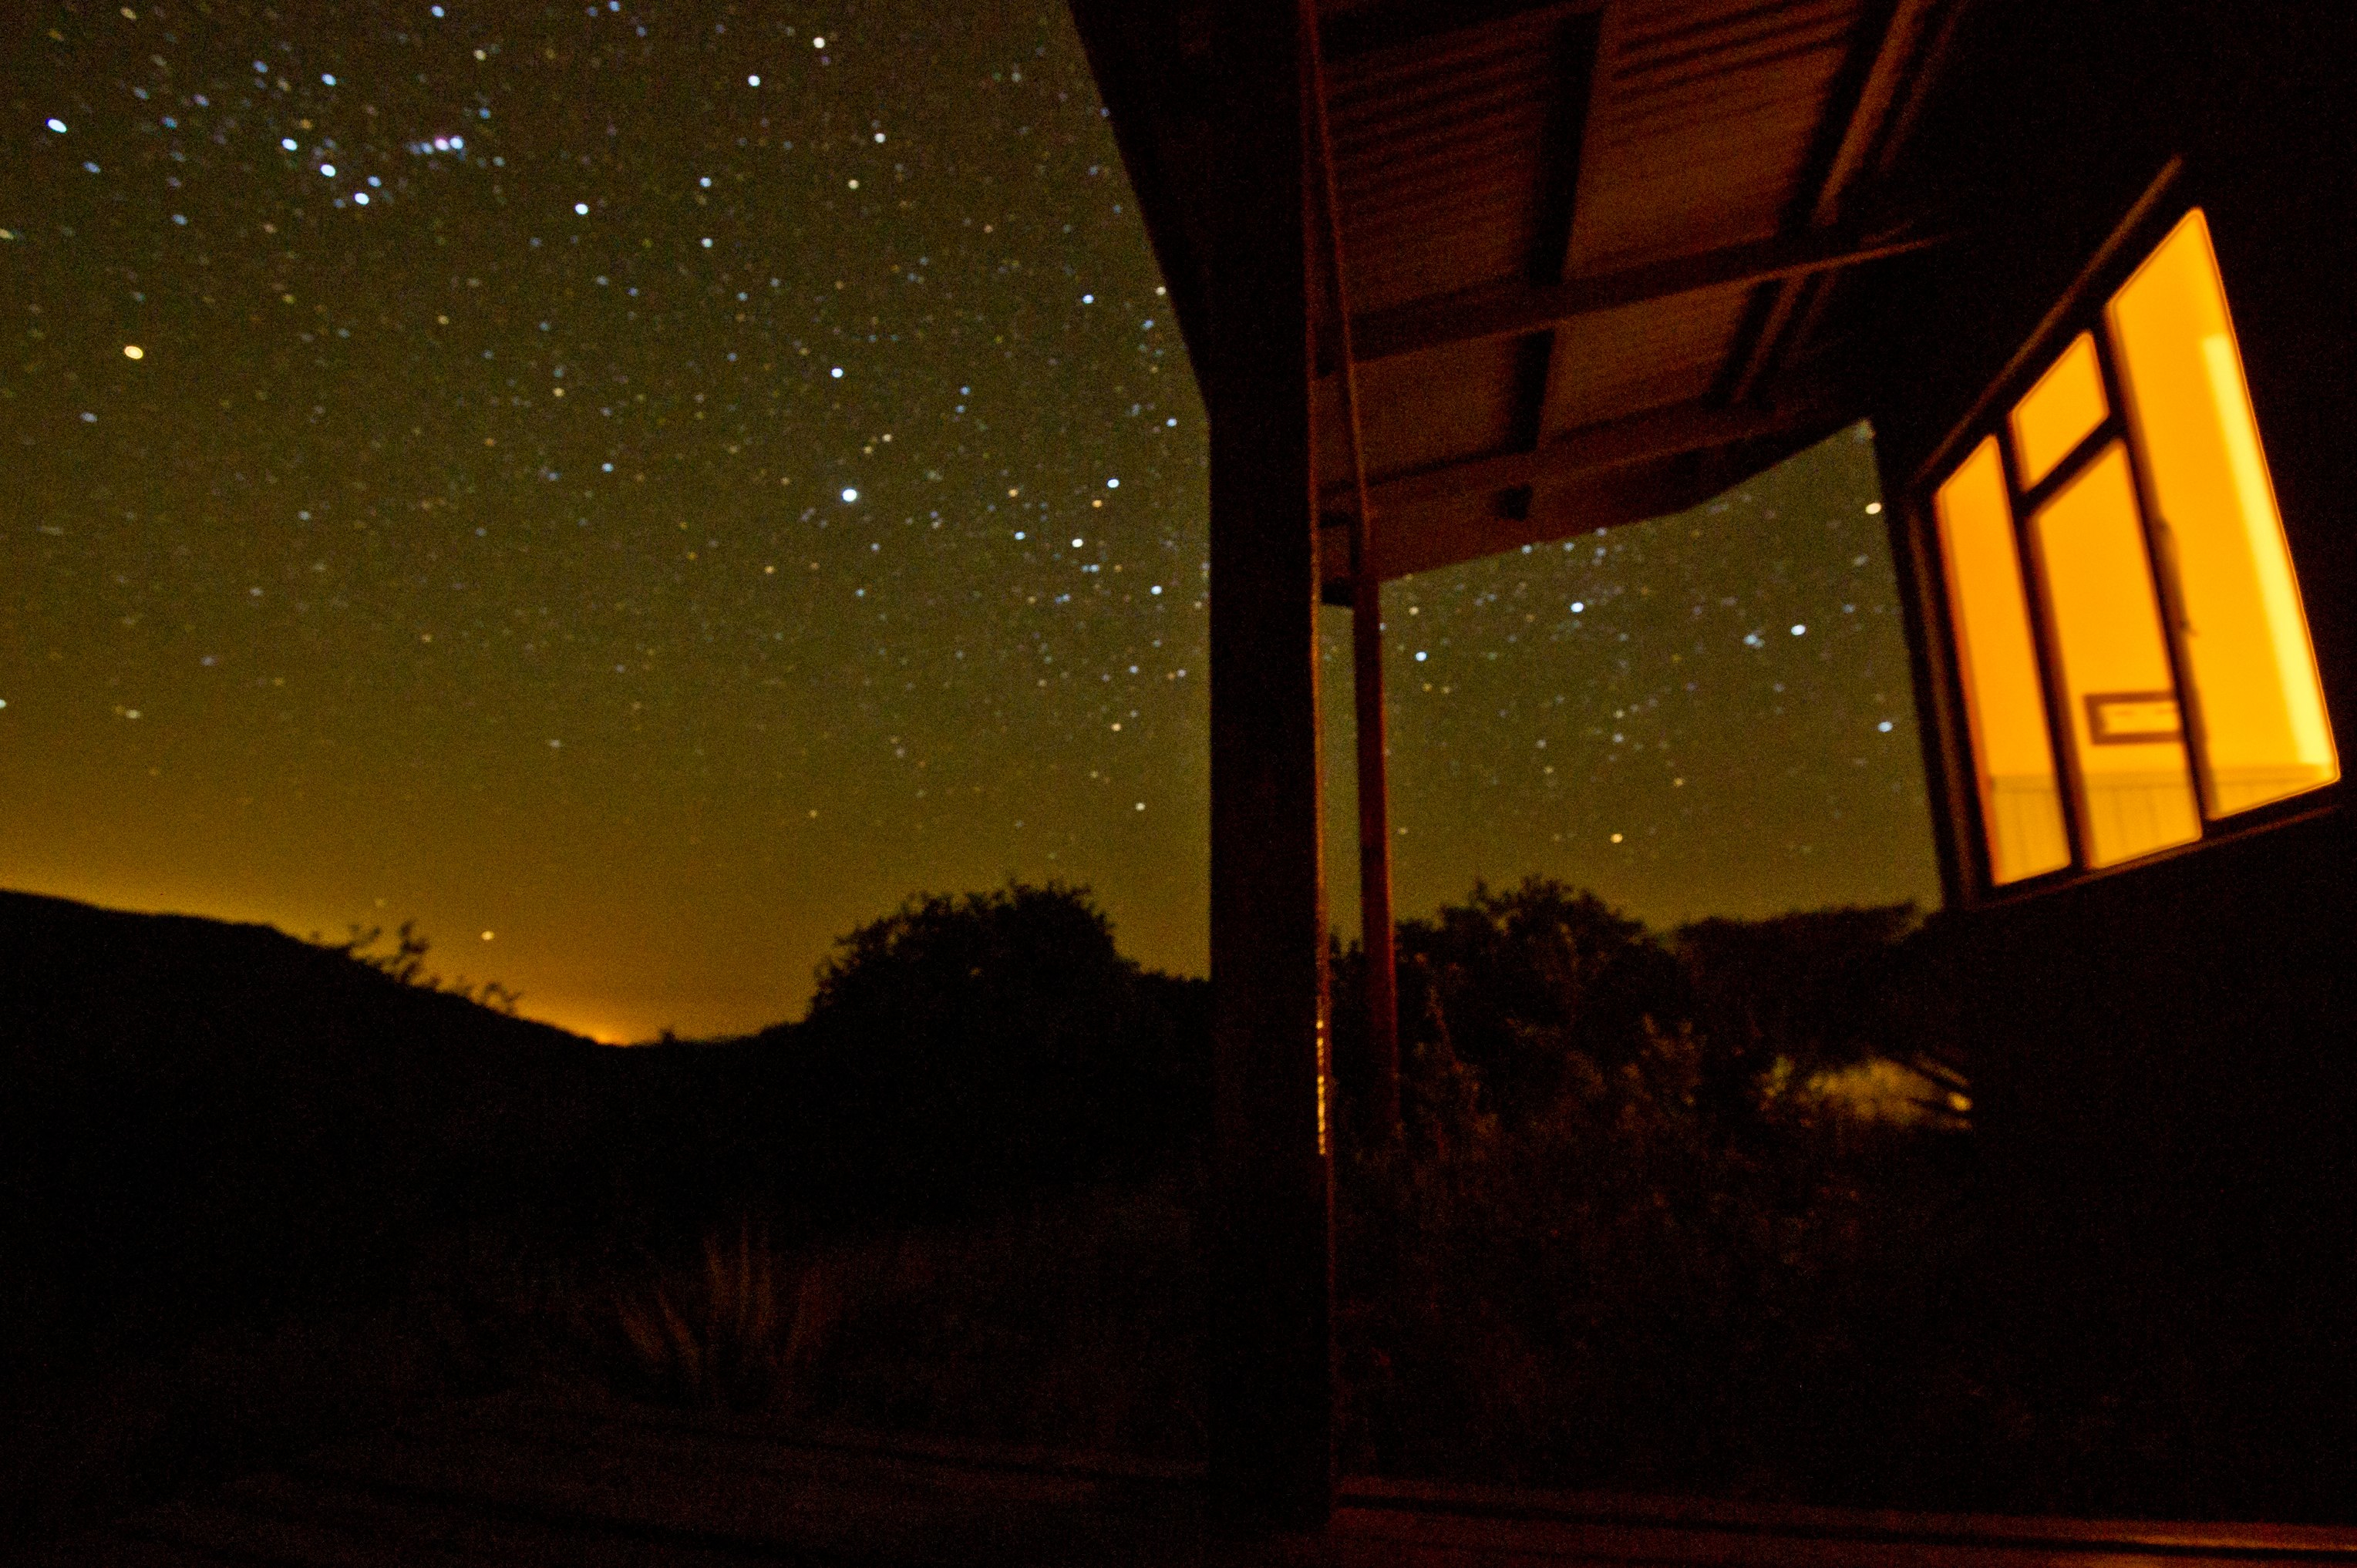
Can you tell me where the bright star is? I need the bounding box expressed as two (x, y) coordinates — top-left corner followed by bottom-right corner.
(123, 345), (143, 359)
(352, 191), (369, 204)
(574, 202), (588, 215)
(319, 163), (335, 177)
(841, 487), (858, 503)
(1791, 624), (1806, 635)
(748, 73), (761, 86)
(281, 137), (298, 150)
(46, 118), (66, 133)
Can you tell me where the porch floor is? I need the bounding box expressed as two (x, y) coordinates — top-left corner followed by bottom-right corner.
(41, 1395), (2357, 1566)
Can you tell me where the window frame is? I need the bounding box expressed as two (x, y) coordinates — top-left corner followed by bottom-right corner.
(1903, 161), (2341, 907)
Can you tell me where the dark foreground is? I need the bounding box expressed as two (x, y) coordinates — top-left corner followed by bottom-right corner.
(37, 1391), (2357, 1567)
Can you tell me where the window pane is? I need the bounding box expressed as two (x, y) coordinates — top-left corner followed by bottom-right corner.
(2107, 208), (2338, 816)
(2028, 442), (2200, 867)
(1934, 438), (2069, 883)
(2009, 331), (2108, 490)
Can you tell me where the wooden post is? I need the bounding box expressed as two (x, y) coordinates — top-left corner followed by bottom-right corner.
(1202, 0), (1335, 1533)
(1352, 550), (1402, 1136)
(1303, 10), (1402, 1140)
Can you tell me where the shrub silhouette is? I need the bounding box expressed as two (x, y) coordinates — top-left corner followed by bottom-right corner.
(1332, 880), (1972, 1500)
(774, 881), (1208, 1216)
(1386, 877), (1686, 1129)
(325, 920), (523, 1014)
(572, 1223), (833, 1412)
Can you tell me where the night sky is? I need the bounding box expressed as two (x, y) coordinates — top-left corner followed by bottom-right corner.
(2, 0), (1939, 1042)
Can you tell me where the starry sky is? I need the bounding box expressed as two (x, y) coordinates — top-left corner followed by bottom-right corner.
(1, 0), (1940, 1042)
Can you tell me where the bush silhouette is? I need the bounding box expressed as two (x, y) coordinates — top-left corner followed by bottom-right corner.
(776, 881), (1208, 1214)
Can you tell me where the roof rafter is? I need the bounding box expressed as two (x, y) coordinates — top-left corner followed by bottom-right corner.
(1348, 227), (1942, 365)
(1328, 392), (1847, 520)
(1728, 0), (1958, 402)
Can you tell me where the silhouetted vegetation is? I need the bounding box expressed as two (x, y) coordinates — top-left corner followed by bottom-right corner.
(766, 882), (1209, 1211)
(0, 881), (1203, 1540)
(8, 870), (2357, 1542)
(325, 920), (524, 1014)
(1328, 879), (1976, 1502)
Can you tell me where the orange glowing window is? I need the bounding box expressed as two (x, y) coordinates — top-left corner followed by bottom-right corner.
(2107, 210), (2337, 816)
(2010, 333), (2107, 490)
(2027, 443), (2200, 868)
(1934, 439), (2069, 884)
(1924, 206), (2335, 893)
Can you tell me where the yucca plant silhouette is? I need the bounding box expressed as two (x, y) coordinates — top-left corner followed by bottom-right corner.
(599, 1224), (833, 1411)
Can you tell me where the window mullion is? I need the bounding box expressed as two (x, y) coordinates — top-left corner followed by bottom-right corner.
(1995, 421), (2091, 876)
(2091, 318), (2216, 825)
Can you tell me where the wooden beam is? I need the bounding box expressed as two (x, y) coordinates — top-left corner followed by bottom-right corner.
(1728, 0), (1955, 404)
(1335, 395), (1838, 519)
(1322, 415), (1844, 587)
(1350, 229), (1943, 363)
(1306, 5), (1403, 1139)
(1201, 0), (1334, 1533)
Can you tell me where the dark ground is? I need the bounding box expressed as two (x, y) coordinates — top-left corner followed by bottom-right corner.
(7, 878), (2357, 1546)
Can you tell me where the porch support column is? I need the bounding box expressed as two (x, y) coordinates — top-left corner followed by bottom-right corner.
(1351, 545), (1401, 1135)
(1305, 8), (1402, 1139)
(1203, 0), (1335, 1533)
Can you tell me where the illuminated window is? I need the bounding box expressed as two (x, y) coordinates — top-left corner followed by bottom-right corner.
(1928, 208), (2335, 891)
(1934, 440), (2069, 883)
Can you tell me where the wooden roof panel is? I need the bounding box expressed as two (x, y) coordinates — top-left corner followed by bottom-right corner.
(1325, 13), (1589, 312)
(1352, 335), (1537, 481)
(1539, 283), (1755, 431)
(1569, 0), (1864, 272)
